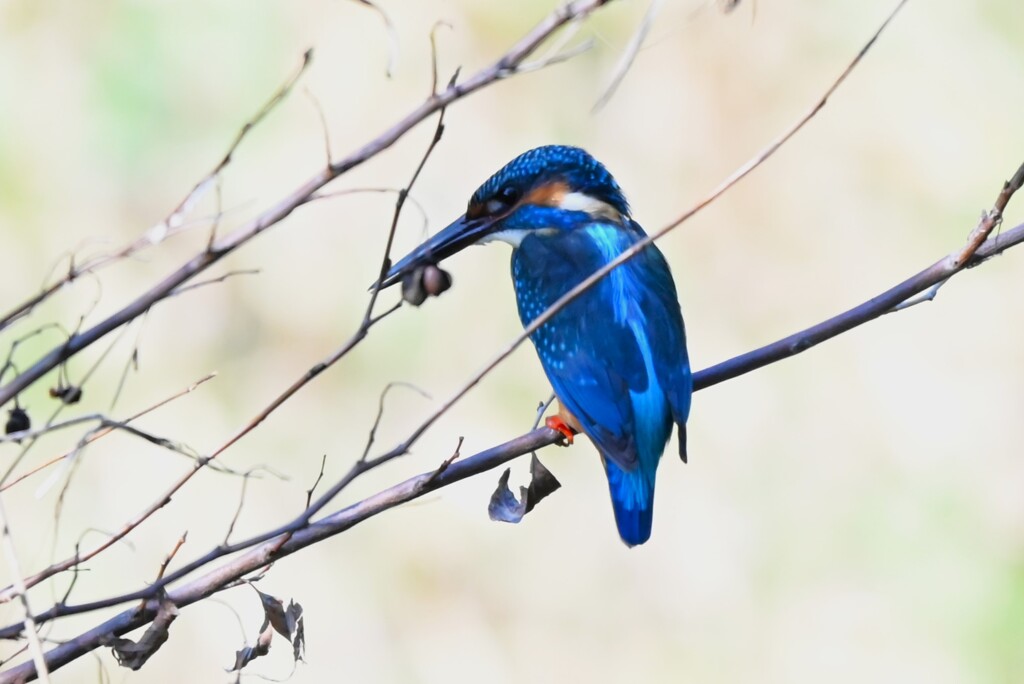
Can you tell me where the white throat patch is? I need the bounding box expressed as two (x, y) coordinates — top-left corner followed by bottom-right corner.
(478, 229), (532, 247)
(558, 192), (624, 222)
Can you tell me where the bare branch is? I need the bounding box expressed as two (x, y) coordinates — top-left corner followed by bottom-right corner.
(0, 52), (313, 335)
(350, 0), (399, 78)
(592, 0), (663, 112)
(178, 48), (314, 228)
(147, 533), (188, 597)
(303, 87), (334, 167)
(307, 187), (430, 236)
(694, 218), (1024, 390)
(0, 495), (50, 682)
(303, 456), (327, 510)
(364, 98), (450, 324)
(1, 373), (216, 492)
(360, 382), (432, 463)
(954, 160), (1024, 266)
(429, 22), (453, 96)
(0, 429), (554, 682)
(0, 0), (611, 412)
(169, 269), (261, 298)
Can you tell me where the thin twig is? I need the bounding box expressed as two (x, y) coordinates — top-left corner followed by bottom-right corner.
(0, 373), (216, 492)
(429, 21), (452, 96)
(592, 0), (663, 112)
(424, 436), (464, 486)
(155, 533), (188, 585)
(886, 277), (950, 313)
(0, 495), (50, 683)
(0, 53), (313, 336)
(360, 383), (432, 463)
(108, 314), (147, 412)
(303, 87), (334, 167)
(307, 187), (430, 235)
(303, 456), (327, 510)
(954, 161), (1024, 266)
(532, 394), (557, 430)
(351, 0), (399, 78)
(170, 269), (261, 298)
(364, 98), (451, 325)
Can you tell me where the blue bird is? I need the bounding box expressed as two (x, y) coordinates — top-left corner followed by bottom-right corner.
(382, 145), (691, 546)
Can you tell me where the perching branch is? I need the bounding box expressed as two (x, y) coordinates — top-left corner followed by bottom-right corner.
(0, 429), (554, 683)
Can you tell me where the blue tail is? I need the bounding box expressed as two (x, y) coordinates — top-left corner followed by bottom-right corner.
(603, 458), (655, 547)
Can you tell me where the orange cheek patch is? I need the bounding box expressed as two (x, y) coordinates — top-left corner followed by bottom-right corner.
(523, 180), (569, 207)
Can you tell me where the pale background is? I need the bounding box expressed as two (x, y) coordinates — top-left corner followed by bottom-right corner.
(1, 1), (1023, 682)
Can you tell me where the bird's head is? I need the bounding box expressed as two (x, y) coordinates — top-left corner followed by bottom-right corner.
(379, 145), (629, 289)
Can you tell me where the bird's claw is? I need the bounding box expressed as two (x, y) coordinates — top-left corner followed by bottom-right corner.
(545, 416), (577, 445)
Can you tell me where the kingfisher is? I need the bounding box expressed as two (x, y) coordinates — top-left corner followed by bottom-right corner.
(381, 145), (691, 546)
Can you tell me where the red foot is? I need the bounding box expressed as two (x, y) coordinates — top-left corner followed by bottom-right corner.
(545, 416), (577, 445)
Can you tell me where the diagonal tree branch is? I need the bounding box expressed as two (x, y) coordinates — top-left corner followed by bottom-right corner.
(0, 52), (313, 337)
(696, 168), (1024, 390)
(0, 0), (613, 411)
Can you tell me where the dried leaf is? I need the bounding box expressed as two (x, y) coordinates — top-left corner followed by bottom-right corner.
(488, 454), (561, 523)
(230, 624), (274, 671)
(233, 586), (305, 672)
(107, 599), (178, 670)
(5, 406), (30, 437)
(288, 601), (306, 662)
(255, 588), (290, 639)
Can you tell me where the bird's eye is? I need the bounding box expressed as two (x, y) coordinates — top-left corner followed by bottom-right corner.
(484, 185), (521, 215)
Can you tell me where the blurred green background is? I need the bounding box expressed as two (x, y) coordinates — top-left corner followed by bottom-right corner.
(2, 0), (1024, 682)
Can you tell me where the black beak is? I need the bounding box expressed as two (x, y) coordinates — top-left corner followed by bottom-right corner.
(375, 213), (496, 290)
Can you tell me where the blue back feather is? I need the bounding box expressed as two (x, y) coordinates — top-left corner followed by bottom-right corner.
(511, 217), (690, 546)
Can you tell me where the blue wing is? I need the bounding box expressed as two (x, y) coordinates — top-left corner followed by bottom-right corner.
(629, 220), (692, 460)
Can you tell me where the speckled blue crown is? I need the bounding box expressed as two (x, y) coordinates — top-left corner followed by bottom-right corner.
(470, 145), (630, 216)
